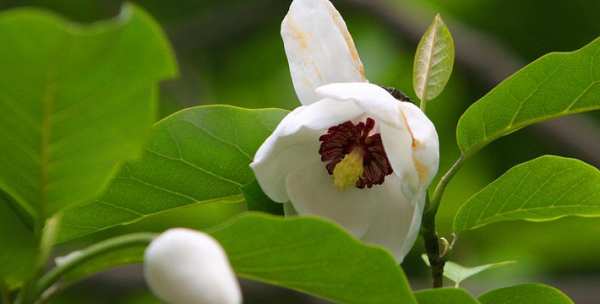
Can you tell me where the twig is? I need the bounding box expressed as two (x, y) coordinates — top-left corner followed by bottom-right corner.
(420, 156), (465, 287)
(420, 197), (446, 288)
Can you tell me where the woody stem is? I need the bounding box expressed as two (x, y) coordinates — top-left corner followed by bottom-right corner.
(420, 155), (466, 287)
(421, 200), (445, 288)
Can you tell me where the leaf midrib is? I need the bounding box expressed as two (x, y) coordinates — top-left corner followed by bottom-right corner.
(419, 23), (438, 101)
(38, 37), (64, 221)
(462, 101), (600, 157)
(460, 38), (600, 156)
(57, 194), (245, 243)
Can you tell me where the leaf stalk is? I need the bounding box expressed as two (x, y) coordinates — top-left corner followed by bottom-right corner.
(30, 232), (156, 303)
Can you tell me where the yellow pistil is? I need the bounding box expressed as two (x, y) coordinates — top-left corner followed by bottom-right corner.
(332, 148), (364, 191)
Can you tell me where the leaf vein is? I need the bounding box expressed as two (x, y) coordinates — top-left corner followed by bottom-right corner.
(145, 148), (243, 187)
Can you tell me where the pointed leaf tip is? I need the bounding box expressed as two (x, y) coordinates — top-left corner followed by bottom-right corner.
(413, 14), (455, 104)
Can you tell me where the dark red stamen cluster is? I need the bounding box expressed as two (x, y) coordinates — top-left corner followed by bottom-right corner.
(318, 118), (393, 189)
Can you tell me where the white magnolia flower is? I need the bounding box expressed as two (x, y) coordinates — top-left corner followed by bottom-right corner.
(144, 229), (242, 304)
(250, 0), (439, 262)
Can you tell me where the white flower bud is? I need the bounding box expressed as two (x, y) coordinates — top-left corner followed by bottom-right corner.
(144, 228), (242, 304)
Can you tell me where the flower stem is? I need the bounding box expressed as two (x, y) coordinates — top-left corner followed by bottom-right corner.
(421, 155), (466, 287)
(32, 233), (156, 303)
(428, 155), (465, 216)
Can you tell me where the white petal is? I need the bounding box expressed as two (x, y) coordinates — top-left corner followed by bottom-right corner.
(144, 229), (241, 304)
(282, 0), (366, 105)
(286, 161), (377, 237)
(399, 102), (440, 186)
(379, 120), (419, 193)
(251, 98), (364, 202)
(316, 82), (403, 126)
(360, 175), (427, 262)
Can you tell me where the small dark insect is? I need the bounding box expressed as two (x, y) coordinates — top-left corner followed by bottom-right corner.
(383, 86), (414, 103)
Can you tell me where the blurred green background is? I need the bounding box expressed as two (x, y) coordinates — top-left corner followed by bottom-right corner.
(2, 0), (599, 303)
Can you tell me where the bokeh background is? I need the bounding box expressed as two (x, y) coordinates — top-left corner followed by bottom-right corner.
(2, 0), (599, 303)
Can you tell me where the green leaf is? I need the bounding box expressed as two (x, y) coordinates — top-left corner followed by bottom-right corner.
(58, 106), (287, 243)
(457, 37), (600, 156)
(0, 190), (37, 287)
(211, 213), (416, 304)
(413, 14), (455, 102)
(0, 4), (177, 220)
(454, 155), (600, 232)
(421, 255), (515, 287)
(61, 213), (417, 304)
(242, 180), (284, 215)
(415, 288), (480, 304)
(479, 284), (574, 304)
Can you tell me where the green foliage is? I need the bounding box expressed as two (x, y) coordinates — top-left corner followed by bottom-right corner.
(0, 3), (175, 288)
(58, 105), (287, 242)
(422, 255), (515, 287)
(479, 284), (574, 304)
(0, 0), (597, 301)
(59, 213), (417, 304)
(210, 213), (416, 304)
(413, 14), (455, 103)
(454, 156), (600, 232)
(457, 38), (600, 156)
(0, 4), (176, 220)
(415, 288), (479, 304)
(415, 285), (575, 304)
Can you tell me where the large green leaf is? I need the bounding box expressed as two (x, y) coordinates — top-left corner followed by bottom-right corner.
(479, 284), (574, 304)
(0, 4), (177, 220)
(454, 156), (600, 232)
(457, 37), (600, 156)
(212, 214), (416, 304)
(415, 288), (479, 304)
(413, 14), (455, 102)
(62, 213), (417, 304)
(58, 106), (287, 243)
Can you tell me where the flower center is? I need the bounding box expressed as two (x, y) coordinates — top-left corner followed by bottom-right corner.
(332, 148), (364, 190)
(318, 118), (394, 190)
